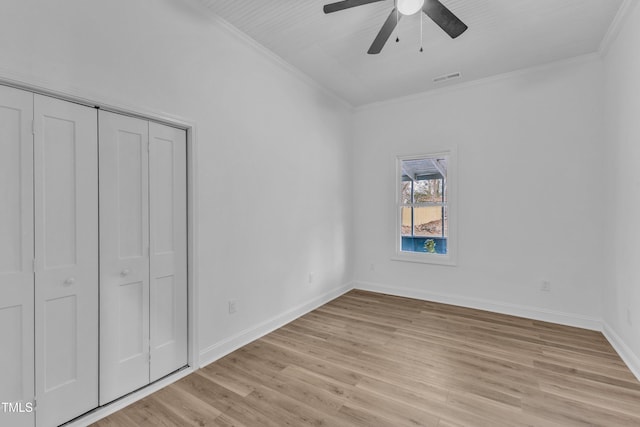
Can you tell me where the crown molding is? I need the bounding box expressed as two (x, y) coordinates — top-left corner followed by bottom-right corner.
(355, 53), (601, 113)
(599, 0), (639, 57)
(180, 0), (354, 112)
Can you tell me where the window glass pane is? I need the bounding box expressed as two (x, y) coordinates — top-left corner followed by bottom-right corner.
(413, 206), (447, 237)
(401, 207), (412, 236)
(413, 178), (444, 203)
(401, 180), (412, 204)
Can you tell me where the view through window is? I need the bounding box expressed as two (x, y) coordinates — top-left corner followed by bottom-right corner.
(399, 155), (448, 255)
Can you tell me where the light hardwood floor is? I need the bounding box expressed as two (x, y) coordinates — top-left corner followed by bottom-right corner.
(93, 290), (640, 426)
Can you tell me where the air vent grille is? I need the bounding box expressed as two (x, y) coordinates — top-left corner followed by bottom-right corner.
(433, 72), (461, 83)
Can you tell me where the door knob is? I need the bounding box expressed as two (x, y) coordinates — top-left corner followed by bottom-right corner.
(120, 268), (131, 277)
(63, 277), (76, 286)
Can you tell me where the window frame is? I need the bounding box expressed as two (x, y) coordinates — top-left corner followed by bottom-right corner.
(393, 149), (457, 266)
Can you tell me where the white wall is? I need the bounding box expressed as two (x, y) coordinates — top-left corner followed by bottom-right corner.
(603, 2), (640, 377)
(3, 0), (638, 382)
(353, 57), (605, 329)
(0, 0), (354, 363)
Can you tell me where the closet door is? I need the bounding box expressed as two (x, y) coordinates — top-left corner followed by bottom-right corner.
(99, 111), (150, 404)
(149, 122), (187, 382)
(33, 95), (99, 427)
(0, 86), (35, 427)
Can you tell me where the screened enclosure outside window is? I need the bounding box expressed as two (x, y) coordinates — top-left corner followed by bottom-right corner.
(396, 152), (455, 264)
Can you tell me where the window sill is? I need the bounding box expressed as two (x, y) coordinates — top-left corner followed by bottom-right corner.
(392, 252), (457, 266)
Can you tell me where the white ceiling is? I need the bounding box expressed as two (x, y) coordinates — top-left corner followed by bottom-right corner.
(196, 0), (623, 106)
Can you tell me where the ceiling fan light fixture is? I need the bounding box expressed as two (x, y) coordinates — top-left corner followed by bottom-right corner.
(397, 0), (424, 16)
(323, 0), (467, 54)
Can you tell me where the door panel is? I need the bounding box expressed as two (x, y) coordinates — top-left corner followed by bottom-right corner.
(117, 131), (146, 259)
(118, 281), (145, 360)
(99, 110), (150, 404)
(149, 123), (187, 381)
(43, 296), (77, 390)
(0, 86), (34, 427)
(0, 102), (24, 273)
(41, 115), (77, 268)
(34, 94), (98, 427)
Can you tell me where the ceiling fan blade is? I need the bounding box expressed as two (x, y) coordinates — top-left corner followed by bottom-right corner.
(422, 0), (467, 39)
(324, 0), (386, 14)
(368, 8), (401, 54)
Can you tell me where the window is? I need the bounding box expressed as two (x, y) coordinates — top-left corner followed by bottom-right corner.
(395, 151), (456, 265)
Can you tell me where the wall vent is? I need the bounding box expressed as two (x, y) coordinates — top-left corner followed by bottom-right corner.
(433, 72), (461, 83)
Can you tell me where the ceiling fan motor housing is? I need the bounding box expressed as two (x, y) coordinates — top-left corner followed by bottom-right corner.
(398, 0), (425, 15)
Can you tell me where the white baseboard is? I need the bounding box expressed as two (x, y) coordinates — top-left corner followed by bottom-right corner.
(354, 280), (602, 331)
(199, 282), (355, 368)
(602, 322), (640, 382)
(357, 281), (640, 383)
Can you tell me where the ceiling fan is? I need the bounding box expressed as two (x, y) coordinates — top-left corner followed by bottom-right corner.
(323, 0), (468, 54)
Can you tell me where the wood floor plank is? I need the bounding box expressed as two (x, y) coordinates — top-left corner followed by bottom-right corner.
(174, 373), (284, 427)
(92, 410), (137, 427)
(116, 396), (186, 427)
(345, 385), (441, 427)
(150, 386), (223, 426)
(211, 412), (248, 427)
(248, 340), (364, 387)
(93, 290), (640, 427)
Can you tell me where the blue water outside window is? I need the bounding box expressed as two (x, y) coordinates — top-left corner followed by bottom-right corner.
(401, 236), (447, 254)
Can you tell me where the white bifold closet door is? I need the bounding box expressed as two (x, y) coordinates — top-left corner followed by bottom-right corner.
(99, 110), (187, 405)
(33, 94), (99, 427)
(0, 86), (35, 427)
(148, 121), (188, 382)
(0, 88), (99, 427)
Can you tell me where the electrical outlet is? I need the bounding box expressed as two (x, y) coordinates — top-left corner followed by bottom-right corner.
(228, 299), (237, 314)
(308, 272), (315, 284)
(627, 308), (632, 326)
(540, 280), (551, 292)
